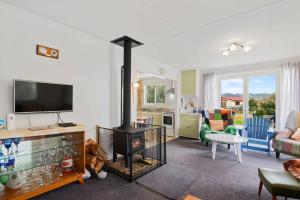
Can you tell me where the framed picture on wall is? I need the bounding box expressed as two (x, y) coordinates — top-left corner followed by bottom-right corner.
(36, 44), (59, 59)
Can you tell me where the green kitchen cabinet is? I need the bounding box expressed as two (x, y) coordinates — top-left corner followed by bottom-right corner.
(181, 69), (199, 96)
(179, 114), (202, 139)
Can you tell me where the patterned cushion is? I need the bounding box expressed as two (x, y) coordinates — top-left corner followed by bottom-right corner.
(207, 109), (234, 129)
(274, 130), (293, 140)
(220, 109), (229, 115)
(291, 128), (300, 141)
(209, 113), (215, 120)
(285, 111), (300, 132)
(222, 114), (228, 120)
(228, 119), (234, 126)
(215, 113), (222, 120)
(209, 120), (224, 131)
(223, 120), (228, 128)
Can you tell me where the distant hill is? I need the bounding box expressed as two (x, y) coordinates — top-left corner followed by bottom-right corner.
(222, 93), (242, 98)
(249, 93), (274, 100)
(222, 93), (274, 101)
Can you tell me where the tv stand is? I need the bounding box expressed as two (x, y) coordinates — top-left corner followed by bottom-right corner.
(29, 125), (54, 131)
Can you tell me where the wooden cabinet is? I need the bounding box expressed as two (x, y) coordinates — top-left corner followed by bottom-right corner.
(181, 69), (199, 96)
(0, 125), (85, 200)
(179, 114), (201, 139)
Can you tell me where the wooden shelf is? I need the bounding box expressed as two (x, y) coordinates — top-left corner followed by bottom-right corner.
(2, 171), (84, 200)
(0, 124), (85, 140)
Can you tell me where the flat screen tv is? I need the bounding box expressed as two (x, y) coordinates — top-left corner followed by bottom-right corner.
(14, 80), (73, 113)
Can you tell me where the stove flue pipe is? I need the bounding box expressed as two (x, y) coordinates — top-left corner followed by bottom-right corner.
(111, 36), (143, 129)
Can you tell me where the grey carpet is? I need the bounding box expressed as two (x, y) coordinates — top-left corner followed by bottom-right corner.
(34, 138), (295, 200)
(136, 162), (198, 199)
(33, 172), (166, 200)
(137, 138), (294, 200)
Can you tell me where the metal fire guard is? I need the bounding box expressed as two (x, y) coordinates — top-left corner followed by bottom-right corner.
(97, 123), (166, 182)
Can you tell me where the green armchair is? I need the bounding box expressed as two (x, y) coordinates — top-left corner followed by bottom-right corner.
(200, 109), (237, 146)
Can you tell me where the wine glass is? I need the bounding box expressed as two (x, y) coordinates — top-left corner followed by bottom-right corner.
(13, 138), (21, 154)
(54, 148), (63, 177)
(6, 158), (14, 173)
(3, 139), (12, 156)
(0, 141), (5, 172)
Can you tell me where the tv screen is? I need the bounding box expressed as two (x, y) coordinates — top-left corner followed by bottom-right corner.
(14, 80), (73, 113)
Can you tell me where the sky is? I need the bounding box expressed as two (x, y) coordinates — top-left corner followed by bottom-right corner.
(221, 75), (276, 94)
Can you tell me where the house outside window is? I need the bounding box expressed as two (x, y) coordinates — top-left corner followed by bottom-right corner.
(144, 84), (165, 105)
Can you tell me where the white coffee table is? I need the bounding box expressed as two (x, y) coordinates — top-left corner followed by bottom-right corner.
(205, 134), (248, 162)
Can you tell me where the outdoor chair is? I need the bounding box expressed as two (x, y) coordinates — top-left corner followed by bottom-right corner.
(242, 116), (273, 156)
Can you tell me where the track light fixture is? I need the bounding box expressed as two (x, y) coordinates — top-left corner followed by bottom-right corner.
(222, 42), (252, 56)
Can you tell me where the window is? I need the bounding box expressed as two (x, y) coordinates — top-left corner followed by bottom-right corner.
(146, 85), (155, 104)
(144, 85), (165, 105)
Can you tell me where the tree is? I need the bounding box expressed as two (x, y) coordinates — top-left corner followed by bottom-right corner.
(255, 93), (275, 116)
(146, 85), (155, 103)
(249, 98), (257, 112)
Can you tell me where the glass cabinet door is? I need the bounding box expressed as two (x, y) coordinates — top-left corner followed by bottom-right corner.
(0, 132), (83, 197)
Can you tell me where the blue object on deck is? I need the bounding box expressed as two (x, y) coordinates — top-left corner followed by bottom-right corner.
(241, 117), (274, 156)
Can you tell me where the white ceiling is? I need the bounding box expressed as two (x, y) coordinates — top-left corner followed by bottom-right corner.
(1, 0), (299, 69)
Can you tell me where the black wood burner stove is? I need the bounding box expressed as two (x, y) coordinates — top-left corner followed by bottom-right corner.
(105, 36), (166, 182)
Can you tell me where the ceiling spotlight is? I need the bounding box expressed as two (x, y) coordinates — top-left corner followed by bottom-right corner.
(243, 46), (252, 52)
(222, 42), (252, 55)
(229, 44), (237, 51)
(222, 50), (230, 56)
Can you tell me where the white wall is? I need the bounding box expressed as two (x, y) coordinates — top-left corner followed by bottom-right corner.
(0, 2), (113, 139)
(0, 2), (180, 155)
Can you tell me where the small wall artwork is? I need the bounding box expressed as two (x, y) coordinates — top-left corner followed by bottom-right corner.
(36, 44), (59, 59)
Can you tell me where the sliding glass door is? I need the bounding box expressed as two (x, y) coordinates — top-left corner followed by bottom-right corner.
(219, 73), (277, 127)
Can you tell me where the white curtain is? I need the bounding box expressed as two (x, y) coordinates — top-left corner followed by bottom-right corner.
(279, 62), (300, 129)
(203, 73), (219, 109)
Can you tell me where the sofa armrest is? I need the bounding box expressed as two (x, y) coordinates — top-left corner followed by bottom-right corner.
(274, 130), (293, 140)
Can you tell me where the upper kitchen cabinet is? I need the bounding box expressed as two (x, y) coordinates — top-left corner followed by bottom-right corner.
(181, 69), (199, 96)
